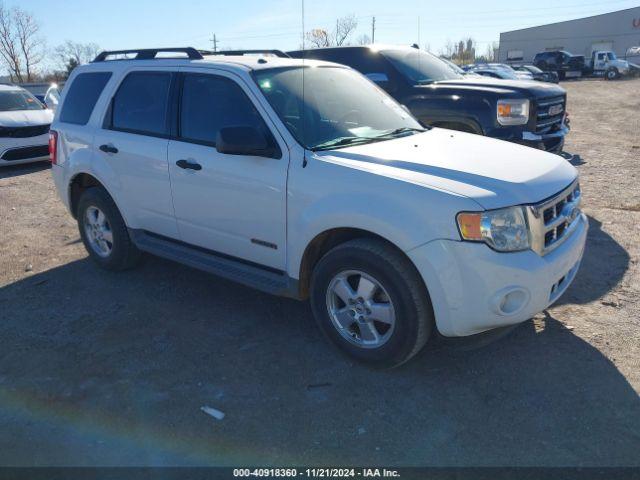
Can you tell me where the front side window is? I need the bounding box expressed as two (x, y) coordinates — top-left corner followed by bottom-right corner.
(0, 89), (44, 112)
(381, 49), (463, 84)
(59, 72), (111, 125)
(179, 74), (269, 145)
(254, 66), (423, 150)
(111, 71), (172, 136)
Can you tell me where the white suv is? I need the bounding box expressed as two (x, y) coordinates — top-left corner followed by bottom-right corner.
(50, 48), (588, 367)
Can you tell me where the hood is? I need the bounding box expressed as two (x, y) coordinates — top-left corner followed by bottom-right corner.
(0, 109), (53, 127)
(431, 77), (566, 98)
(314, 128), (577, 210)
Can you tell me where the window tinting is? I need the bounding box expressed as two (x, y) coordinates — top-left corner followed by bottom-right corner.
(112, 72), (172, 135)
(180, 74), (267, 145)
(59, 72), (111, 125)
(0, 90), (44, 112)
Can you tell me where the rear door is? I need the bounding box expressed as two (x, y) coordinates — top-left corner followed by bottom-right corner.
(93, 68), (179, 238)
(167, 69), (289, 270)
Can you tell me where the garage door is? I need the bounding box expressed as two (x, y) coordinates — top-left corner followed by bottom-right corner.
(591, 42), (613, 55)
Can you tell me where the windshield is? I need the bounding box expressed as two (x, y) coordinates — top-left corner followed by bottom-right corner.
(381, 49), (463, 84)
(0, 89), (44, 112)
(607, 52), (617, 60)
(254, 66), (424, 150)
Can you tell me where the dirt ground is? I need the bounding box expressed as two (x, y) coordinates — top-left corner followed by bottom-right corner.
(0, 78), (639, 467)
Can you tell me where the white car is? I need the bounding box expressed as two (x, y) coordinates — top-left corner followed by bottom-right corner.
(49, 48), (588, 367)
(0, 84), (54, 167)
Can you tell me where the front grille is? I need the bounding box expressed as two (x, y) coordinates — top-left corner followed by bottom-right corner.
(0, 124), (50, 138)
(535, 96), (565, 134)
(1, 145), (49, 161)
(527, 180), (582, 255)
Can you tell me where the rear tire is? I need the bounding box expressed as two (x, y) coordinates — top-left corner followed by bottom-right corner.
(310, 238), (433, 368)
(77, 187), (141, 271)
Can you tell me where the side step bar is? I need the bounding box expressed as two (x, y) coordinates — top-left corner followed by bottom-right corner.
(129, 229), (299, 299)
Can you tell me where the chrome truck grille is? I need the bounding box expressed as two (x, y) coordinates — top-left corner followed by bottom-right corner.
(535, 96), (565, 134)
(526, 180), (582, 256)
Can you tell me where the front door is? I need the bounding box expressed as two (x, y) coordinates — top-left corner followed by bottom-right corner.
(167, 70), (289, 270)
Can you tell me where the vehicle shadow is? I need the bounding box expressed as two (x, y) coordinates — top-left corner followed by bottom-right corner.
(560, 151), (586, 166)
(0, 162), (50, 180)
(556, 215), (629, 306)
(0, 252), (638, 467)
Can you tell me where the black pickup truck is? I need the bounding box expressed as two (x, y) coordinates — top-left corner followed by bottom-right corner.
(533, 50), (586, 80)
(288, 46), (569, 153)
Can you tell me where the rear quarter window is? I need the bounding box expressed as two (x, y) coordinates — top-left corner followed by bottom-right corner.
(59, 72), (112, 125)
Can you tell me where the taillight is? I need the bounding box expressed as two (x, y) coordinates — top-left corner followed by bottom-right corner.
(49, 130), (58, 164)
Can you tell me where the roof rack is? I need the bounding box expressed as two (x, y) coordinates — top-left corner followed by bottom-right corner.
(210, 49), (291, 58)
(92, 47), (205, 62)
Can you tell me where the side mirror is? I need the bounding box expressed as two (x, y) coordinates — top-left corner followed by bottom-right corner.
(216, 126), (278, 158)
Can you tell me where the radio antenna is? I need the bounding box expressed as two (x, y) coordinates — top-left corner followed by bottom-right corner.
(301, 0), (308, 167)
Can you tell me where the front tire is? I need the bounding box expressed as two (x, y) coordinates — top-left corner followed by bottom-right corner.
(606, 68), (619, 80)
(77, 187), (141, 271)
(310, 238), (433, 368)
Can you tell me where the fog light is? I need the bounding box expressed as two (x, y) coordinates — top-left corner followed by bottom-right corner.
(491, 287), (530, 316)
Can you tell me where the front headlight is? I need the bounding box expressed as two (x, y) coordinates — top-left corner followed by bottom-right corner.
(457, 206), (530, 252)
(497, 99), (530, 126)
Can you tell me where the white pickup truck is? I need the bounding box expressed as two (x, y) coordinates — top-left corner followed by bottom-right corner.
(49, 48), (588, 367)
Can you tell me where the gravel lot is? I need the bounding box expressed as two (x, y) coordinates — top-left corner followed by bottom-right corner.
(0, 78), (639, 467)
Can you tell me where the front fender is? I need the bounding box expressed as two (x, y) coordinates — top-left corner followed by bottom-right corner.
(286, 156), (478, 279)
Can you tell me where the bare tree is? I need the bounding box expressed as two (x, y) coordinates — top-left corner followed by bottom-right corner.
(305, 28), (331, 48)
(0, 4), (21, 81)
(0, 4), (43, 82)
(356, 34), (371, 45)
(305, 14), (358, 48)
(54, 40), (101, 75)
(334, 14), (357, 46)
(439, 39), (455, 59)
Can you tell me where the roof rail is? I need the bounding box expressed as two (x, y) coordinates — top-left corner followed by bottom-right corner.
(92, 47), (204, 62)
(210, 49), (291, 58)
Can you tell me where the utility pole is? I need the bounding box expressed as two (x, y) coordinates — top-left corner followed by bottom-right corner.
(210, 33), (218, 52)
(371, 16), (376, 43)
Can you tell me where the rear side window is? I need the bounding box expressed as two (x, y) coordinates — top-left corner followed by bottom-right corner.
(179, 74), (268, 145)
(111, 72), (172, 136)
(59, 72), (111, 125)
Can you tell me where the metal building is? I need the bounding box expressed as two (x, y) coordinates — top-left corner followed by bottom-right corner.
(498, 7), (640, 63)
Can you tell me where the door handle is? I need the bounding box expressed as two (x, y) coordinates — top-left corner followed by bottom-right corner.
(99, 144), (118, 154)
(176, 159), (202, 171)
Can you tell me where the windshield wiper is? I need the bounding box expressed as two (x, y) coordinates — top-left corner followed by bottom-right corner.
(311, 136), (382, 151)
(375, 127), (427, 138)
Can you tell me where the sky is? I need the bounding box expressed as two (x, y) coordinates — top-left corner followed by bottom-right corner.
(13, 0), (640, 68)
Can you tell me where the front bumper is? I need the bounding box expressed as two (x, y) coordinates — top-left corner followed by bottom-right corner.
(407, 212), (588, 337)
(0, 133), (50, 167)
(520, 124), (569, 153)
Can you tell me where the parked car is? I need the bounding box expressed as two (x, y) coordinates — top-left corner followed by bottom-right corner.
(533, 51), (585, 80)
(465, 64), (525, 80)
(289, 46), (569, 153)
(586, 51), (631, 79)
(510, 64), (559, 83)
(50, 47), (587, 367)
(20, 83), (62, 110)
(478, 63), (534, 80)
(0, 83), (53, 167)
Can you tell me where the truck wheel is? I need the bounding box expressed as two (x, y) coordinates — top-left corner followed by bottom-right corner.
(77, 187), (141, 271)
(606, 68), (619, 80)
(310, 238), (433, 368)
